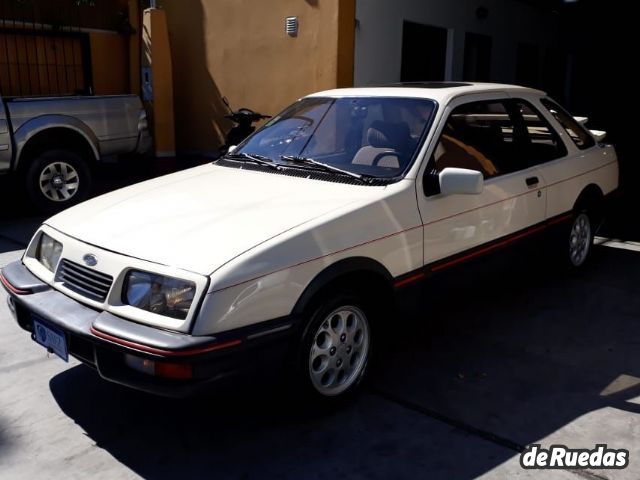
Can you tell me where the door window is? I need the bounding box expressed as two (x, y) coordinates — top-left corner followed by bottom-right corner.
(431, 100), (523, 179)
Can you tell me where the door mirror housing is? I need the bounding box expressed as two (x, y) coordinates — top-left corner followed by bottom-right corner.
(439, 167), (484, 195)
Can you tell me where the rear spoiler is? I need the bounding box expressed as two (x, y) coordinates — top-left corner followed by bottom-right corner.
(574, 116), (606, 142)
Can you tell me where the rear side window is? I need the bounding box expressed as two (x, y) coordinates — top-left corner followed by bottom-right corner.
(432, 100), (524, 179)
(514, 100), (567, 164)
(540, 98), (595, 150)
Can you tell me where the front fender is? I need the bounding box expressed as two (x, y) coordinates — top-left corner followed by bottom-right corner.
(291, 257), (393, 315)
(14, 114), (100, 168)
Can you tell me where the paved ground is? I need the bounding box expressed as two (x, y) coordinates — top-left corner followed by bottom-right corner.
(1, 163), (640, 479)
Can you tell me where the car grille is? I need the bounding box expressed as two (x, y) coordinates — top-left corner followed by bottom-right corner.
(55, 259), (114, 302)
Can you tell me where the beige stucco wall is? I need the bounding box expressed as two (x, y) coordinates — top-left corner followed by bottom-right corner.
(161, 0), (353, 154)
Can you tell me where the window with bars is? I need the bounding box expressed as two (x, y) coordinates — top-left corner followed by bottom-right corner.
(0, 30), (91, 97)
(0, 0), (129, 98)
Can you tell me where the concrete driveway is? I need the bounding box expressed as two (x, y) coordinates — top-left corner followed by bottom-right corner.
(1, 173), (639, 479)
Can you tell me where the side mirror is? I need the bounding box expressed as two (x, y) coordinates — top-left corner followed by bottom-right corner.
(227, 145), (237, 153)
(439, 167), (484, 195)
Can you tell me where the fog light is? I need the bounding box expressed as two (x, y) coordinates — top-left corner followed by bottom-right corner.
(155, 362), (193, 379)
(124, 354), (193, 379)
(125, 354), (155, 375)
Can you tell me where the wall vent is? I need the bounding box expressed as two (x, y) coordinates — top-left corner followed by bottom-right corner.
(285, 16), (298, 36)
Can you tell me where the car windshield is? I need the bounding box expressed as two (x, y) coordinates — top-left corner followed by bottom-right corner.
(233, 96), (437, 179)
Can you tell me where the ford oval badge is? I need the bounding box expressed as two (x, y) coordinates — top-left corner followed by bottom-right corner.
(83, 254), (98, 267)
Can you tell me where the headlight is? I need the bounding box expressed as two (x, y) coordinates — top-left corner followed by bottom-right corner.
(123, 270), (196, 320)
(36, 233), (63, 272)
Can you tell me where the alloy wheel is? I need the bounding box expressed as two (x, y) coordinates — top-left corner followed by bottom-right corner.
(569, 212), (591, 267)
(308, 305), (370, 396)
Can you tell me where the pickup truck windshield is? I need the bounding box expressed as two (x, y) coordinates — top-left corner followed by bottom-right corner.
(234, 97), (437, 179)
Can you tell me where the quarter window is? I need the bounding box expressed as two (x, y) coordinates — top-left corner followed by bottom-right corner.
(514, 100), (566, 164)
(540, 98), (595, 149)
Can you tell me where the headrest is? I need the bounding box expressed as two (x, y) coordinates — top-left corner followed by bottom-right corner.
(367, 126), (390, 148)
(367, 120), (411, 149)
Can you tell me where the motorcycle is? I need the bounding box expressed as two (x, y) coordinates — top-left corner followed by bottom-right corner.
(221, 107), (271, 154)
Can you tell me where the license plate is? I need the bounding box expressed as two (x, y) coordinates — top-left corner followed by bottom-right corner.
(32, 318), (68, 362)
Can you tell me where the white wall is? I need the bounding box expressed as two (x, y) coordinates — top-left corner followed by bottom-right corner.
(354, 0), (561, 86)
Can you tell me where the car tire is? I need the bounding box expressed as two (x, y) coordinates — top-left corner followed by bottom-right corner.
(295, 291), (373, 404)
(564, 209), (594, 268)
(25, 149), (92, 213)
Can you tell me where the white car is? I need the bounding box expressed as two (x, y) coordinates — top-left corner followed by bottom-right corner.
(2, 82), (618, 401)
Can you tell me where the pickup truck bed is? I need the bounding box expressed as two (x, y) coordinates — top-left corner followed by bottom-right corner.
(0, 94), (150, 211)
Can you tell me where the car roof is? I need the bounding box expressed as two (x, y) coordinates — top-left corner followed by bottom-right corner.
(306, 82), (546, 103)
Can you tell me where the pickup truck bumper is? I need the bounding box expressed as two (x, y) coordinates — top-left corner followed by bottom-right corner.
(1, 261), (294, 397)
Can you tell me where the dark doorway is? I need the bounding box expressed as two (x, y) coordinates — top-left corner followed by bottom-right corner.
(541, 47), (567, 102)
(515, 43), (540, 88)
(400, 21), (447, 82)
(463, 32), (492, 82)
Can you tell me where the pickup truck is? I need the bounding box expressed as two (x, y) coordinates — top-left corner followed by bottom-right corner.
(0, 94), (151, 211)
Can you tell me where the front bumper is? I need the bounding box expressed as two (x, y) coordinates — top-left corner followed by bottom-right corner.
(1, 261), (294, 397)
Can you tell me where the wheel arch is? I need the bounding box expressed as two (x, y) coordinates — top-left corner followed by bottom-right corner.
(14, 116), (99, 170)
(573, 183), (605, 226)
(292, 257), (395, 316)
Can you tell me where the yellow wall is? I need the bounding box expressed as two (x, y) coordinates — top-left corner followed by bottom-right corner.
(162, 0), (353, 154)
(89, 32), (130, 95)
(143, 8), (176, 157)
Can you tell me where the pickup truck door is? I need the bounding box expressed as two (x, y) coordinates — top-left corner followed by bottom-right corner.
(415, 94), (548, 268)
(0, 101), (12, 173)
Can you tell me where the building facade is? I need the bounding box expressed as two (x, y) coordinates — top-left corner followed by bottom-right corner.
(158, 0), (566, 156)
(1, 1), (624, 165)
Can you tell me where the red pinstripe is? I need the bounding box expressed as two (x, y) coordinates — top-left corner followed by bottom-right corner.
(90, 326), (241, 357)
(0, 273), (32, 295)
(212, 161), (616, 292)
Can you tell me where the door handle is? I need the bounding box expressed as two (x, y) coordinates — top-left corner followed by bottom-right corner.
(526, 176), (539, 187)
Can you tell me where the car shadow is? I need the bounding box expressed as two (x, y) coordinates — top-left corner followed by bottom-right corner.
(372, 243), (640, 453)
(49, 365), (515, 479)
(48, 242), (640, 478)
(599, 191), (640, 243)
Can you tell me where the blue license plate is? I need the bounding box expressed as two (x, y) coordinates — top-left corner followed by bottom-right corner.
(32, 318), (68, 362)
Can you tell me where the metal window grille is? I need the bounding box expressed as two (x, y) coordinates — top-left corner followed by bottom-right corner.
(0, 0), (125, 98)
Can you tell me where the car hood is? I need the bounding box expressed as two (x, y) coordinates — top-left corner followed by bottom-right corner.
(46, 164), (383, 276)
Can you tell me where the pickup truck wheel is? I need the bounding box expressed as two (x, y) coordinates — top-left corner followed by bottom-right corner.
(25, 150), (91, 212)
(565, 211), (593, 268)
(297, 293), (372, 403)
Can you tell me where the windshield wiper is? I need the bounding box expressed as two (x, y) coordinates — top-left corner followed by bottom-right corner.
(280, 155), (373, 183)
(225, 152), (281, 170)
